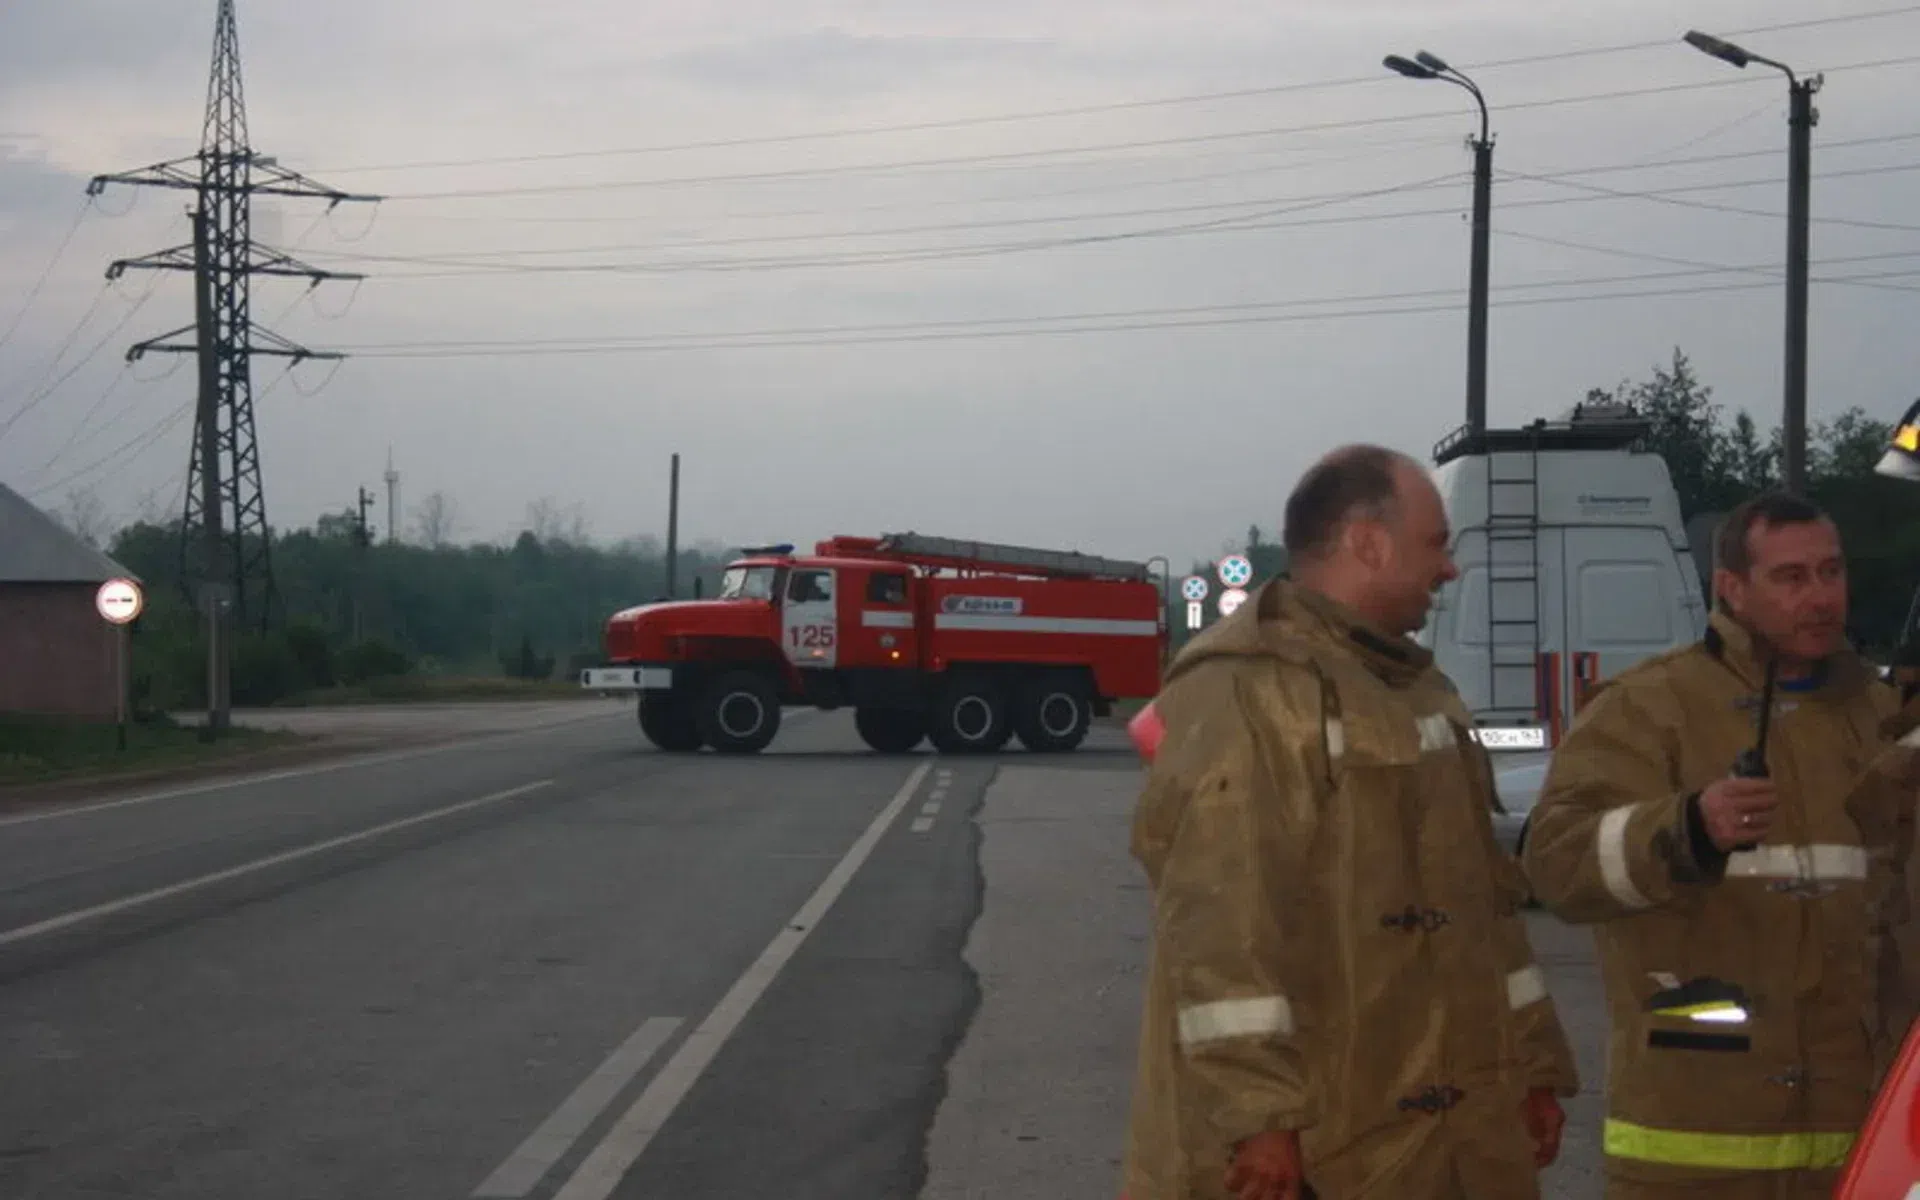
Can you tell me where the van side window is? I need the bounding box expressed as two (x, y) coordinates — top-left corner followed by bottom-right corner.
(866, 572), (908, 605)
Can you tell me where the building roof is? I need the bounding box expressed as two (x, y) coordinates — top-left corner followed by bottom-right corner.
(0, 479), (137, 585)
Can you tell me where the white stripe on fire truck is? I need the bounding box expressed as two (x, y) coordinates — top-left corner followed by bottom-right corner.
(931, 615), (1159, 636)
(860, 611), (915, 628)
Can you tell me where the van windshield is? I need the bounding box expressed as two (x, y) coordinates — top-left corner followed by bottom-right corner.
(718, 565), (780, 601)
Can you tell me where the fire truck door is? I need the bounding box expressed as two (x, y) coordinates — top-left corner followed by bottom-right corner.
(783, 567), (838, 668)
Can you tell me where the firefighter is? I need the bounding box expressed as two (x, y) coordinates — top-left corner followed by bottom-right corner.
(1521, 490), (1919, 1199)
(1122, 444), (1580, 1200)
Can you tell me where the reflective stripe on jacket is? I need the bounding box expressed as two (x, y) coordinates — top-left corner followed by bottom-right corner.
(1521, 611), (1917, 1186)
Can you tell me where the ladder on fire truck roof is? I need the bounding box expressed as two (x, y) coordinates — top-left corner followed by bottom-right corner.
(855, 532), (1154, 582)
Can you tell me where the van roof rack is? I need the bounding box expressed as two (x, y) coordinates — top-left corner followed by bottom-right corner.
(1432, 399), (1650, 465)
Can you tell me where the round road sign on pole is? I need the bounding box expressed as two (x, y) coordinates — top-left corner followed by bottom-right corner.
(1181, 575), (1209, 603)
(1216, 554), (1253, 589)
(1218, 586), (1249, 617)
(95, 577), (144, 625)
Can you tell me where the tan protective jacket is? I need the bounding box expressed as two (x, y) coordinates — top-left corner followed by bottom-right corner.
(1521, 610), (1917, 1187)
(1121, 578), (1579, 1200)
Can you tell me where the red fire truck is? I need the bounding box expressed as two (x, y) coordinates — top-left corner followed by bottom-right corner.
(581, 532), (1166, 755)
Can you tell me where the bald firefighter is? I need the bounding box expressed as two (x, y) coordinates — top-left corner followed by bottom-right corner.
(1522, 491), (1919, 1199)
(1122, 445), (1580, 1200)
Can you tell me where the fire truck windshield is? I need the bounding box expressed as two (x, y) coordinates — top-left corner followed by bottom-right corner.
(717, 565), (780, 601)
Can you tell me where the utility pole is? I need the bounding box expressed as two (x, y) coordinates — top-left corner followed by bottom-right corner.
(1385, 49), (1494, 439)
(1783, 75), (1818, 495)
(90, 0), (379, 634)
(666, 452), (681, 599)
(350, 485), (374, 642)
(384, 447), (400, 543)
(1682, 29), (1821, 494)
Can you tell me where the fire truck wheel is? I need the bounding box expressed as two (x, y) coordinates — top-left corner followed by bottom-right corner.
(638, 692), (703, 752)
(929, 679), (1011, 754)
(697, 671), (782, 754)
(1013, 680), (1091, 753)
(855, 707), (925, 754)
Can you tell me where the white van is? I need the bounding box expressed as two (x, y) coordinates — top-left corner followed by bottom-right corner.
(1416, 400), (1710, 752)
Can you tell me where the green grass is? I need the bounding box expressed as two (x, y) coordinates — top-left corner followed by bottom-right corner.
(0, 717), (301, 787)
(271, 674), (594, 707)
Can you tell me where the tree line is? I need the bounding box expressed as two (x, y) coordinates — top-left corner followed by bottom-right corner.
(94, 493), (741, 711)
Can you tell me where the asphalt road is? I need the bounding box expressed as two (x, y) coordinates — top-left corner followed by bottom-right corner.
(0, 704), (1028, 1200)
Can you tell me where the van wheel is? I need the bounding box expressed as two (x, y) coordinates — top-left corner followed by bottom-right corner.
(855, 707), (925, 754)
(639, 692), (702, 752)
(1013, 678), (1091, 753)
(929, 678), (1010, 755)
(697, 671), (781, 754)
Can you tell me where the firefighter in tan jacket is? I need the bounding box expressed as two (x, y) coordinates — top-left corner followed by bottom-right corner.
(1523, 491), (1919, 1199)
(1123, 445), (1580, 1200)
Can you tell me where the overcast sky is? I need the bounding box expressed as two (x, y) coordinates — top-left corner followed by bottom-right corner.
(2, 0), (1917, 570)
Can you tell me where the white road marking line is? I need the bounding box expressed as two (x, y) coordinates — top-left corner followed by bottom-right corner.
(0, 712), (618, 828)
(921, 801), (941, 816)
(910, 817), (935, 833)
(472, 1017), (683, 1199)
(0, 780), (555, 948)
(548, 760), (933, 1200)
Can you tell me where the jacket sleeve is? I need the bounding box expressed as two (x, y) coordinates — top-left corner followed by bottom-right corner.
(1521, 677), (1727, 924)
(1484, 820), (1581, 1097)
(1148, 668), (1330, 1145)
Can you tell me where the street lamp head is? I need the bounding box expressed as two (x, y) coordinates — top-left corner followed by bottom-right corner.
(1684, 29), (1751, 68)
(1415, 50), (1451, 73)
(1383, 53), (1437, 80)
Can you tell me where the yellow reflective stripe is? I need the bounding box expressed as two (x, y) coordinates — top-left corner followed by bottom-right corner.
(1603, 1118), (1855, 1170)
(1650, 1000), (1746, 1020)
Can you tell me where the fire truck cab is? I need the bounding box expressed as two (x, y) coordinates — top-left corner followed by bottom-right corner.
(582, 532), (1166, 756)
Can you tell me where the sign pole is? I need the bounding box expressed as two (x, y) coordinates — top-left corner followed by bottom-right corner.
(95, 577), (145, 751)
(117, 623), (129, 752)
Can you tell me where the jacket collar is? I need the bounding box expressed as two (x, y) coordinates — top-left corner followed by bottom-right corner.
(1265, 577), (1433, 689)
(1703, 608), (1873, 697)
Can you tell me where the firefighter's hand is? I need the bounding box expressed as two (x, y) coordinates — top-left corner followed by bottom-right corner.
(1225, 1130), (1304, 1200)
(1522, 1086), (1565, 1168)
(1698, 776), (1779, 851)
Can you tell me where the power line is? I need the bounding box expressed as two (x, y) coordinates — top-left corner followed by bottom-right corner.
(0, 275), (163, 442)
(377, 55), (1920, 203)
(317, 5), (1920, 176)
(327, 256), (1920, 360)
(303, 160), (1920, 281)
(0, 197), (94, 356)
(300, 132), (1920, 267)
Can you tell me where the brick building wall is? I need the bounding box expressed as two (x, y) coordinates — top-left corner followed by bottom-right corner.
(0, 583), (121, 720)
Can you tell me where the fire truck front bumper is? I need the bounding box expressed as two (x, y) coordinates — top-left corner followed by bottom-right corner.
(581, 665), (674, 692)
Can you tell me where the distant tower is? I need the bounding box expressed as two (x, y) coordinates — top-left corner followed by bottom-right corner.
(384, 447), (400, 542)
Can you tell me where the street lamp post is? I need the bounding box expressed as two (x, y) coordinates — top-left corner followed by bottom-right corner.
(1385, 50), (1493, 440)
(1683, 29), (1822, 495)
